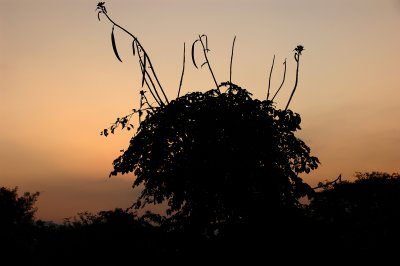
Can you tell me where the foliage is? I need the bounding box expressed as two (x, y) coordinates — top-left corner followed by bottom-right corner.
(0, 186), (39, 227)
(96, 2), (304, 137)
(32, 208), (167, 265)
(110, 82), (319, 236)
(0, 187), (40, 262)
(94, 3), (318, 241)
(310, 172), (400, 222)
(308, 172), (400, 254)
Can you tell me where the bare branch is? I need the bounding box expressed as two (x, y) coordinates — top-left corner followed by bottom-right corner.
(267, 55), (275, 101)
(137, 45), (164, 106)
(197, 35), (219, 92)
(99, 9), (169, 105)
(177, 43), (186, 98)
(312, 174), (342, 190)
(271, 58), (287, 102)
(229, 36), (236, 84)
(285, 46), (303, 110)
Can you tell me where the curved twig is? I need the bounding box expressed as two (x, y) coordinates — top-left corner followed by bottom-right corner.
(197, 35), (219, 91)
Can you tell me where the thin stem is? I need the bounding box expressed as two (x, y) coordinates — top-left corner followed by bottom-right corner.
(177, 43), (186, 98)
(137, 43), (164, 106)
(143, 77), (161, 107)
(142, 93), (155, 111)
(139, 93), (144, 108)
(198, 35), (219, 91)
(271, 58), (287, 101)
(139, 95), (144, 123)
(101, 11), (169, 104)
(267, 55), (275, 101)
(285, 53), (300, 111)
(229, 36), (236, 84)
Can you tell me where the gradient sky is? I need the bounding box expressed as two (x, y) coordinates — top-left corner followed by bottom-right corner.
(1, 0), (399, 222)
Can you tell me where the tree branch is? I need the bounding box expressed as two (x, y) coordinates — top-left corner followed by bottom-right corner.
(267, 54), (275, 100)
(285, 46), (304, 110)
(229, 36), (236, 84)
(198, 35), (219, 92)
(177, 43), (186, 98)
(271, 58), (287, 102)
(99, 10), (169, 105)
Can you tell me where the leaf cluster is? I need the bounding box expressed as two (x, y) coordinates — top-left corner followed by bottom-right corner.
(307, 172), (400, 255)
(0, 186), (39, 227)
(110, 82), (319, 235)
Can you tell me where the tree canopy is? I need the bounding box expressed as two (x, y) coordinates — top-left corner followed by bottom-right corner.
(0, 186), (39, 228)
(0, 187), (39, 262)
(110, 83), (320, 237)
(308, 172), (400, 256)
(95, 3), (319, 256)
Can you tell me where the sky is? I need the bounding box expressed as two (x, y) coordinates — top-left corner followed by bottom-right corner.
(1, 0), (399, 222)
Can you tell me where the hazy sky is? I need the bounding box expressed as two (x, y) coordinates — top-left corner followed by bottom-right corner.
(1, 0), (399, 222)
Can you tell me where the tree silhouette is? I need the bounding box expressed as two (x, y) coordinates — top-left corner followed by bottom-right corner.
(0, 187), (39, 262)
(0, 186), (39, 227)
(96, 2), (319, 258)
(110, 83), (319, 239)
(308, 172), (400, 258)
(29, 208), (167, 265)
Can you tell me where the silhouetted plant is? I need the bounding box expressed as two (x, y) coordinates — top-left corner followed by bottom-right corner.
(108, 82), (319, 238)
(96, 2), (304, 136)
(191, 34), (219, 90)
(0, 187), (40, 262)
(308, 172), (400, 254)
(33, 208), (166, 265)
(285, 45), (304, 110)
(95, 3), (318, 249)
(0, 186), (39, 227)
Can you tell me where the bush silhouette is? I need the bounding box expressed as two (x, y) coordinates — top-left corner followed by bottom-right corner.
(308, 172), (400, 258)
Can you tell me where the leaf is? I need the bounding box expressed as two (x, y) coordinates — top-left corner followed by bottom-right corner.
(97, 11), (102, 21)
(111, 26), (122, 62)
(141, 55), (147, 87)
(132, 40), (136, 56)
(191, 40), (198, 69)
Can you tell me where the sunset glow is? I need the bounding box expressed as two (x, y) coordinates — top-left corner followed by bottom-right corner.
(1, 0), (399, 222)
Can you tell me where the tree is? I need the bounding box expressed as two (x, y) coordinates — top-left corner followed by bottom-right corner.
(308, 172), (400, 256)
(110, 83), (319, 237)
(96, 3), (319, 255)
(0, 186), (39, 227)
(0, 187), (39, 262)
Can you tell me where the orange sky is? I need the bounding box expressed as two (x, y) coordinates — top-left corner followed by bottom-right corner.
(1, 0), (399, 222)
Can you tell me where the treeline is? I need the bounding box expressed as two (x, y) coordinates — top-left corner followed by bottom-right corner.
(1, 171), (400, 264)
